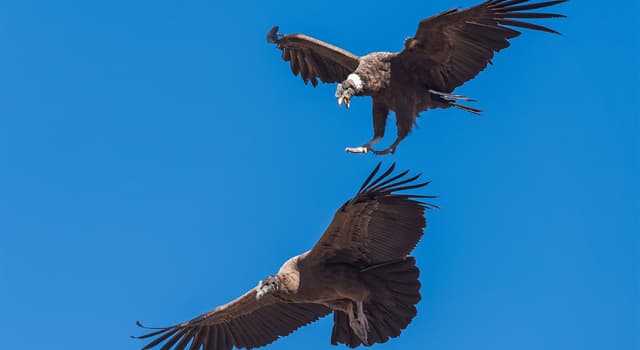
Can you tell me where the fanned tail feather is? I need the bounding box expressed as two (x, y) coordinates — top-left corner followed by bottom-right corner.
(331, 257), (422, 347)
(429, 89), (483, 115)
(450, 102), (482, 115)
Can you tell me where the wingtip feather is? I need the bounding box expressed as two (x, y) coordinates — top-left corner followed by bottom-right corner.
(266, 25), (280, 44)
(358, 162), (383, 194)
(363, 163), (397, 193)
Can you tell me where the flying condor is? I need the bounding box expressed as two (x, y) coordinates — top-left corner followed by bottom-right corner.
(268, 0), (566, 155)
(134, 163), (437, 349)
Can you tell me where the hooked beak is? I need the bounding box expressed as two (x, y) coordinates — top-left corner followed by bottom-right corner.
(338, 96), (350, 109)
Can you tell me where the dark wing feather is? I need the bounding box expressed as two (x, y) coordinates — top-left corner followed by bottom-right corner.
(304, 163), (437, 266)
(395, 0), (566, 92)
(268, 26), (360, 87)
(135, 288), (330, 350)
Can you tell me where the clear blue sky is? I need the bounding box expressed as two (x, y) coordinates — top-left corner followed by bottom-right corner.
(0, 1), (637, 349)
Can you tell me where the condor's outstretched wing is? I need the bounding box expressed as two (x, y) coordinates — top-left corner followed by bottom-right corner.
(395, 0), (566, 93)
(304, 163), (437, 267)
(134, 288), (330, 350)
(267, 26), (360, 87)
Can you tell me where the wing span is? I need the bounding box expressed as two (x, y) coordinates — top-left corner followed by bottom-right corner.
(396, 0), (567, 92)
(268, 26), (360, 87)
(134, 287), (330, 350)
(304, 163), (437, 267)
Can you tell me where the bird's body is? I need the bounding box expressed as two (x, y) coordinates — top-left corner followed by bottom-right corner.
(268, 0), (567, 155)
(134, 164), (436, 349)
(270, 252), (370, 307)
(343, 51), (448, 154)
(351, 52), (392, 96)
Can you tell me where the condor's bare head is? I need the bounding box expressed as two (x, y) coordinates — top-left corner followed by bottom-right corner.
(336, 74), (364, 109)
(256, 275), (280, 300)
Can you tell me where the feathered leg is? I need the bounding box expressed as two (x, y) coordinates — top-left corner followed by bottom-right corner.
(370, 105), (412, 155)
(345, 101), (389, 154)
(356, 300), (370, 340)
(347, 301), (370, 345)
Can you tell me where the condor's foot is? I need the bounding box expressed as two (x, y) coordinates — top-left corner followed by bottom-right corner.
(347, 301), (370, 344)
(345, 146), (369, 154)
(368, 144), (398, 155)
(371, 147), (395, 155)
(370, 136), (403, 155)
(345, 145), (396, 156)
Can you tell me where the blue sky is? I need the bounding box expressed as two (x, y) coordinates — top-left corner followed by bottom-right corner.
(0, 0), (637, 349)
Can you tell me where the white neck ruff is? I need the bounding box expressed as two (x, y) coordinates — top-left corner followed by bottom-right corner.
(347, 73), (363, 91)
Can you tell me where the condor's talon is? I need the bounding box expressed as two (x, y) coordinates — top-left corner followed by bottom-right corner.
(372, 149), (393, 155)
(366, 144), (397, 155)
(372, 149), (396, 156)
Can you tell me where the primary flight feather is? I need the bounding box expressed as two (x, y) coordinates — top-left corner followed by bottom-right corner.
(268, 0), (566, 155)
(134, 163), (437, 349)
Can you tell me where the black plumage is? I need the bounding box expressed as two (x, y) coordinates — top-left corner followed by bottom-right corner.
(268, 0), (566, 155)
(134, 163), (436, 349)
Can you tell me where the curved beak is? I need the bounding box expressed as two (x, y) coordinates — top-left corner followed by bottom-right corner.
(338, 96), (350, 109)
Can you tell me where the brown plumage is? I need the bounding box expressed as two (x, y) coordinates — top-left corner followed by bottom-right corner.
(268, 0), (566, 155)
(133, 163), (437, 349)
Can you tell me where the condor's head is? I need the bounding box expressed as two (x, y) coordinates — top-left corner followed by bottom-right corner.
(336, 73), (364, 109)
(256, 275), (280, 300)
